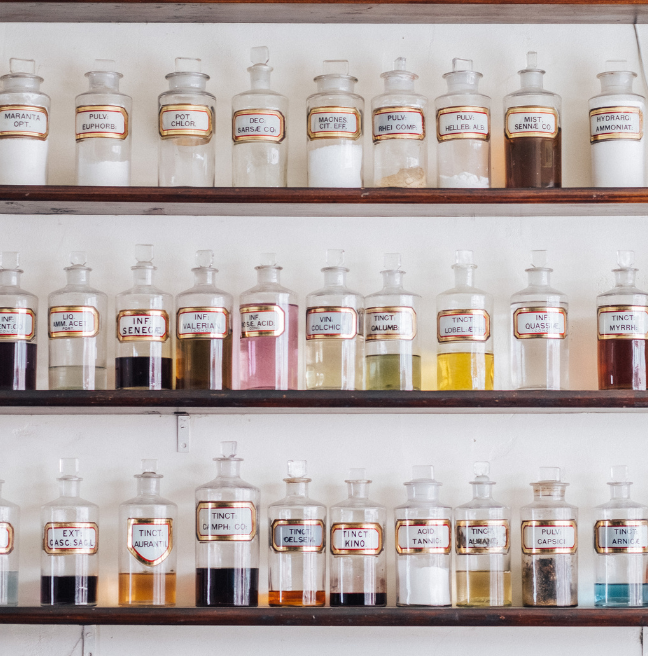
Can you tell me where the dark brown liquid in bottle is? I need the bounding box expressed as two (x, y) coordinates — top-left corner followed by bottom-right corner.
(505, 130), (561, 188)
(598, 339), (648, 390)
(115, 356), (173, 390)
(176, 334), (233, 390)
(0, 341), (37, 390)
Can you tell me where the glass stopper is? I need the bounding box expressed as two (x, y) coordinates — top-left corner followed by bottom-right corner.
(59, 457), (79, 476)
(610, 465), (629, 482)
(141, 459), (157, 474)
(135, 244), (154, 263)
(455, 250), (474, 266)
(0, 252), (19, 270)
(175, 57), (201, 73)
(221, 441), (237, 458)
(287, 460), (307, 478)
(617, 250), (635, 268)
(251, 47), (269, 65)
(531, 250), (547, 268)
(323, 60), (349, 76)
(347, 467), (366, 480)
(196, 250), (214, 268)
(605, 59), (628, 72)
(474, 461), (490, 477)
(412, 465), (434, 480)
(326, 249), (345, 267)
(383, 253), (401, 270)
(260, 252), (276, 266)
(70, 251), (87, 266)
(9, 58), (35, 75)
(539, 466), (561, 481)
(526, 51), (538, 68)
(452, 58), (473, 72)
(92, 59), (117, 72)
(394, 57), (407, 71)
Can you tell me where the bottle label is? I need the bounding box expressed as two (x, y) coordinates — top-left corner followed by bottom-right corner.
(196, 501), (257, 542)
(127, 518), (173, 566)
(330, 522), (383, 555)
(177, 307), (229, 340)
(307, 106), (362, 140)
(0, 308), (35, 341)
(0, 522), (14, 555)
(306, 306), (358, 340)
(594, 519), (648, 554)
(521, 519), (577, 555)
(598, 306), (648, 340)
(240, 304), (285, 338)
(365, 306), (416, 341)
(75, 105), (128, 141)
(437, 309), (490, 342)
(372, 107), (425, 142)
(117, 310), (169, 343)
(505, 106), (559, 139)
(455, 519), (510, 554)
(159, 104), (214, 139)
(271, 519), (325, 553)
(49, 305), (100, 339)
(436, 106), (490, 142)
(513, 307), (567, 340)
(590, 106), (643, 143)
(0, 105), (49, 139)
(43, 522), (99, 555)
(395, 519), (451, 555)
(232, 109), (285, 144)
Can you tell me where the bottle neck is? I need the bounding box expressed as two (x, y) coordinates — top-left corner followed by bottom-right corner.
(381, 270), (403, 289)
(66, 268), (89, 285)
(519, 71), (544, 90)
(133, 267), (153, 286)
(533, 486), (566, 500)
(384, 76), (415, 93)
(58, 479), (81, 498)
(600, 72), (636, 95)
(614, 269), (637, 287)
(454, 265), (474, 287)
(610, 484), (631, 500)
(216, 459), (241, 478)
(137, 477), (161, 496)
(407, 484), (439, 501)
(87, 71), (121, 92)
(257, 266), (280, 284)
(249, 65), (271, 90)
(168, 72), (207, 90)
(445, 71), (480, 94)
(285, 481), (309, 497)
(2, 75), (42, 93)
(323, 268), (347, 287)
(347, 481), (369, 498)
(194, 269), (215, 286)
(317, 77), (355, 93)
(528, 269), (550, 286)
(471, 482), (493, 500)
(0, 270), (19, 287)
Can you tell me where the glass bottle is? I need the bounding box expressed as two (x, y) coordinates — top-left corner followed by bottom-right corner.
(119, 459), (177, 606)
(455, 462), (511, 607)
(594, 466), (648, 607)
(176, 250), (233, 390)
(372, 57), (427, 188)
(305, 249), (364, 390)
(597, 250), (648, 390)
(307, 60), (364, 188)
(521, 467), (578, 607)
(41, 458), (98, 606)
(158, 57), (215, 187)
(195, 441), (259, 607)
(589, 60), (645, 187)
(115, 244), (173, 390)
(268, 460), (326, 607)
(0, 252), (37, 390)
(330, 468), (386, 606)
(436, 58), (490, 188)
(75, 59), (131, 186)
(0, 478), (19, 606)
(395, 466), (452, 607)
(504, 51), (561, 188)
(239, 253), (298, 390)
(365, 253), (421, 391)
(48, 251), (108, 390)
(232, 47), (288, 187)
(510, 250), (568, 390)
(436, 250), (493, 391)
(0, 58), (49, 185)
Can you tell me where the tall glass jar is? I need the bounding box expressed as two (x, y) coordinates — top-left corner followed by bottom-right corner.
(75, 59), (131, 186)
(0, 478), (19, 606)
(521, 467), (578, 607)
(232, 47), (287, 187)
(0, 58), (49, 185)
(307, 60), (363, 188)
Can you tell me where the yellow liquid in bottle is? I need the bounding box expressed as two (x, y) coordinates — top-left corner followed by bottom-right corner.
(456, 570), (512, 607)
(118, 572), (176, 606)
(305, 339), (363, 390)
(437, 352), (494, 390)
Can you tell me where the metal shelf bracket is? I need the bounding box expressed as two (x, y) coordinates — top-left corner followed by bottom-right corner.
(176, 413), (191, 453)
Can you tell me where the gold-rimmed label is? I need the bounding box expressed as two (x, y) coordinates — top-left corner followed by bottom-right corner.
(306, 306), (357, 340)
(456, 519), (510, 555)
(49, 305), (99, 339)
(0, 522), (14, 555)
(117, 310), (169, 342)
(0, 105), (48, 139)
(372, 106), (425, 142)
(240, 304), (285, 338)
(43, 522), (98, 555)
(366, 306), (416, 341)
(590, 106), (643, 143)
(438, 309), (490, 342)
(598, 306), (648, 340)
(522, 519), (577, 555)
(395, 519), (451, 555)
(330, 522), (383, 556)
(127, 518), (173, 566)
(0, 307), (35, 341)
(308, 106), (362, 140)
(271, 519), (325, 553)
(437, 106), (489, 142)
(513, 307), (567, 340)
(505, 106), (559, 139)
(177, 307), (229, 340)
(76, 105), (128, 141)
(159, 104), (213, 139)
(595, 519), (648, 554)
(196, 501), (257, 542)
(233, 109), (285, 143)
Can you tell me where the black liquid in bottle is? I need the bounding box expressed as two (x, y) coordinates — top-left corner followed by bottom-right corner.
(330, 591), (387, 606)
(115, 356), (173, 390)
(41, 575), (98, 606)
(0, 341), (37, 390)
(505, 131), (561, 188)
(195, 568), (259, 607)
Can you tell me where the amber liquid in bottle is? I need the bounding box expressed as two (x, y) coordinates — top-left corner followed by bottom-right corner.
(456, 570), (512, 607)
(268, 589), (326, 606)
(118, 572), (176, 606)
(176, 335), (233, 390)
(598, 339), (648, 390)
(505, 131), (561, 188)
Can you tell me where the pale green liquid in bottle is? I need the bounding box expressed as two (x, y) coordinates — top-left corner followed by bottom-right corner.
(365, 354), (421, 390)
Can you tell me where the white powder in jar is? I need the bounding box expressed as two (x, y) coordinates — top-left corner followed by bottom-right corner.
(308, 143), (362, 187)
(77, 159), (130, 186)
(439, 172), (489, 188)
(592, 139), (645, 187)
(0, 137), (48, 184)
(397, 559), (451, 606)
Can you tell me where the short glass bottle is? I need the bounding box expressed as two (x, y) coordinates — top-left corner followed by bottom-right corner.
(589, 60), (645, 187)
(0, 478), (19, 606)
(521, 467), (578, 607)
(330, 468), (387, 606)
(41, 458), (99, 606)
(455, 462), (511, 607)
(115, 245), (173, 390)
(0, 58), (49, 185)
(436, 250), (493, 390)
(594, 466), (648, 607)
(510, 250), (568, 390)
(365, 253), (421, 391)
(268, 460), (326, 607)
(232, 47), (288, 187)
(0, 251), (38, 390)
(158, 57), (215, 187)
(119, 459), (177, 607)
(176, 250), (233, 390)
(195, 441), (260, 607)
(305, 249), (364, 390)
(372, 57), (427, 188)
(48, 251), (108, 390)
(436, 58), (490, 188)
(307, 60), (364, 188)
(597, 250), (648, 390)
(395, 466), (452, 607)
(239, 253), (298, 390)
(75, 59), (131, 186)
